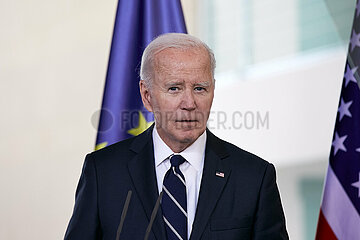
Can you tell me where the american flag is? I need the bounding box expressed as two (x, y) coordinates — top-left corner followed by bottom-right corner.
(215, 171), (225, 178)
(315, 1), (360, 239)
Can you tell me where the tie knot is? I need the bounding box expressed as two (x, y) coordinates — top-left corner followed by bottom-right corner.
(170, 154), (186, 167)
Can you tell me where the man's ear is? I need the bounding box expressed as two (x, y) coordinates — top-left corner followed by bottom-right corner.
(139, 80), (153, 112)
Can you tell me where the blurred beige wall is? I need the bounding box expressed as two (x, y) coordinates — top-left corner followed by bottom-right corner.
(0, 0), (116, 238)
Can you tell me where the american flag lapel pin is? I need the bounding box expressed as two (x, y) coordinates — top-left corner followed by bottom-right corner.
(216, 171), (225, 178)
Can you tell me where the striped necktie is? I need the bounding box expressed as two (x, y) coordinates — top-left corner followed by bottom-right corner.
(161, 154), (187, 240)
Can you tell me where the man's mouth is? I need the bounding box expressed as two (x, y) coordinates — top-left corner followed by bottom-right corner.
(175, 120), (198, 122)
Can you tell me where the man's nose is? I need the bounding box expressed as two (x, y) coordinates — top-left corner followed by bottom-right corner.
(180, 89), (196, 110)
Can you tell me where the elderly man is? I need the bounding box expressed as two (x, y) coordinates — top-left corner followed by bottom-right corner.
(65, 33), (288, 240)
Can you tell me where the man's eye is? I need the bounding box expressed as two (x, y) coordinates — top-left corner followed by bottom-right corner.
(169, 87), (179, 92)
(194, 87), (206, 92)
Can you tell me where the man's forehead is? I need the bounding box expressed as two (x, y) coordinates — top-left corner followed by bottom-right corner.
(154, 48), (210, 71)
(154, 46), (208, 62)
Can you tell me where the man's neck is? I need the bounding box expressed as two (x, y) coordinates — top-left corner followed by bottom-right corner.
(153, 126), (206, 153)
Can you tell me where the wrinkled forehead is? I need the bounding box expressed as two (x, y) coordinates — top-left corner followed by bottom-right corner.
(153, 47), (211, 72)
(154, 44), (208, 58)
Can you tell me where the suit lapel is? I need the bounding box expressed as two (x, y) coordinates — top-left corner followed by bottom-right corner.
(127, 126), (167, 240)
(190, 130), (231, 240)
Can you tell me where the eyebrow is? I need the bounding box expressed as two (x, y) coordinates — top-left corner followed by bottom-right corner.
(165, 81), (184, 87)
(195, 81), (211, 87)
(164, 81), (211, 87)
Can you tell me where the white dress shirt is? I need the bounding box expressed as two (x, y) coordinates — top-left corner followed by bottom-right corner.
(152, 127), (206, 239)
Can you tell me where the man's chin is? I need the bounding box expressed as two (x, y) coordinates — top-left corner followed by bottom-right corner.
(176, 130), (204, 144)
(178, 136), (196, 144)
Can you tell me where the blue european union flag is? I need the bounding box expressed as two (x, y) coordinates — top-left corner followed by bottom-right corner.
(95, 0), (187, 150)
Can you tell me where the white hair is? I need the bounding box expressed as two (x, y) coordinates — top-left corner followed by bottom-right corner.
(140, 33), (216, 88)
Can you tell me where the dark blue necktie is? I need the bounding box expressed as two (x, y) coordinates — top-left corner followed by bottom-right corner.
(161, 154), (187, 240)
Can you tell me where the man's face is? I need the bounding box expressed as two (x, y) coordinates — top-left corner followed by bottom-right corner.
(140, 47), (214, 152)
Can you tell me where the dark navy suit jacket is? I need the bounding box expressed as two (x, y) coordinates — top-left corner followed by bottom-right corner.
(65, 126), (289, 240)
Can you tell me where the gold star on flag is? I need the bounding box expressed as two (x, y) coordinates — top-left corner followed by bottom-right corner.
(95, 142), (108, 151)
(127, 111), (153, 136)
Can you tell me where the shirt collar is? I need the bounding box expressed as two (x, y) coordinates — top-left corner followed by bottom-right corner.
(152, 126), (207, 172)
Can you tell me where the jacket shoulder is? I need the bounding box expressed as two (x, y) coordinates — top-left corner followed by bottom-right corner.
(207, 132), (273, 179)
(89, 126), (153, 161)
(91, 136), (135, 157)
(225, 140), (269, 166)
(208, 130), (270, 167)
